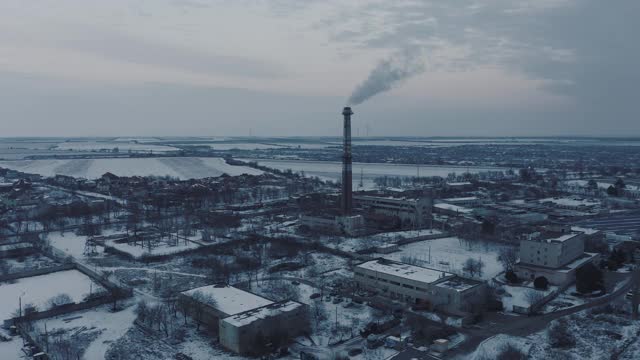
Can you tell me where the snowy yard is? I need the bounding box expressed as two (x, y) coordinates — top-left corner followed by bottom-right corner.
(379, 237), (508, 280)
(2, 254), (60, 275)
(47, 231), (105, 259)
(31, 304), (137, 360)
(103, 237), (201, 259)
(499, 285), (555, 312)
(0, 269), (106, 321)
(0, 336), (27, 359)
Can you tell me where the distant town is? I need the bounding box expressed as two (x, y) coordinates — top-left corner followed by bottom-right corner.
(1, 132), (640, 360)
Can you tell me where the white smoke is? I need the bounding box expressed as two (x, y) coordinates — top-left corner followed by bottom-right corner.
(348, 48), (425, 106)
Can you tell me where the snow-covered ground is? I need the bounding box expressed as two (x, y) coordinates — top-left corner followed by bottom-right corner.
(31, 304), (137, 360)
(55, 141), (179, 153)
(0, 335), (27, 359)
(47, 231), (104, 259)
(467, 306), (640, 360)
(500, 285), (555, 312)
(103, 238), (201, 259)
(0, 269), (106, 321)
(468, 334), (533, 360)
(240, 158), (505, 189)
(0, 157), (263, 179)
(378, 237), (507, 280)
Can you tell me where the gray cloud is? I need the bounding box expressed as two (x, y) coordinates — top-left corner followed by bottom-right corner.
(58, 25), (288, 79)
(348, 48), (425, 105)
(325, 0), (640, 126)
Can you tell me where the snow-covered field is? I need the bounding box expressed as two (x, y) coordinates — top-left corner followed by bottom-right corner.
(0, 269), (105, 321)
(47, 231), (106, 259)
(240, 158), (504, 188)
(55, 141), (179, 153)
(0, 336), (26, 359)
(379, 237), (507, 280)
(0, 157), (263, 179)
(31, 304), (137, 360)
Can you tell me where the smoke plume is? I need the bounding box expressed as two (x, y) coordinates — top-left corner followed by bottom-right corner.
(348, 48), (425, 106)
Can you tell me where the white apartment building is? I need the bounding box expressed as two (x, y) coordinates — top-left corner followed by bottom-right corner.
(515, 231), (599, 285)
(354, 258), (487, 316)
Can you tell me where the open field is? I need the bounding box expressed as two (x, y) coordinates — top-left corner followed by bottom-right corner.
(30, 304), (137, 360)
(378, 237), (508, 280)
(0, 269), (106, 321)
(0, 157), (263, 179)
(55, 141), (179, 153)
(241, 158), (505, 188)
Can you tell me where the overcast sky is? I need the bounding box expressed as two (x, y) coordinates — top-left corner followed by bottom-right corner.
(0, 0), (638, 137)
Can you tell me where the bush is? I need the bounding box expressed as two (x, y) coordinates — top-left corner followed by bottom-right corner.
(548, 319), (575, 348)
(46, 293), (74, 309)
(576, 263), (604, 294)
(534, 276), (549, 290)
(496, 343), (527, 360)
(505, 270), (519, 284)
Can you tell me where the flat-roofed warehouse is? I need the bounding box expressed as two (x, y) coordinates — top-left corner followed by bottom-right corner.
(180, 285), (309, 354)
(354, 258), (487, 316)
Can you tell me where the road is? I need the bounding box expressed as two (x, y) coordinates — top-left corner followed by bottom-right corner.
(448, 274), (634, 358)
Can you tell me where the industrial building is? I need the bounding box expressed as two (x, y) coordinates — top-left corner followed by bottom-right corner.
(354, 195), (433, 228)
(515, 229), (599, 285)
(179, 285), (308, 354)
(219, 300), (308, 355)
(354, 258), (487, 316)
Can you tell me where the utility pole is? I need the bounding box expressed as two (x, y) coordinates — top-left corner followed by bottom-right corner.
(632, 266), (640, 320)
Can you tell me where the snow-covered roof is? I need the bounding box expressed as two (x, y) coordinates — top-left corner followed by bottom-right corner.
(539, 197), (599, 207)
(434, 203), (473, 214)
(434, 277), (481, 292)
(222, 300), (303, 327)
(356, 259), (452, 284)
(571, 226), (601, 235)
(547, 233), (581, 243)
(182, 285), (273, 316)
(441, 196), (478, 202)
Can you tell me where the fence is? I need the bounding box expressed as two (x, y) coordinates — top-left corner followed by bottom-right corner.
(0, 264), (75, 283)
(3, 295), (115, 329)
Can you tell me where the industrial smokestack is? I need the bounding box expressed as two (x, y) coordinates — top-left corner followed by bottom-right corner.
(342, 107), (353, 215)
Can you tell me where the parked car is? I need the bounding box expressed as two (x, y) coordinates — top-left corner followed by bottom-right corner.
(333, 297), (343, 304)
(347, 348), (363, 356)
(310, 293), (322, 300)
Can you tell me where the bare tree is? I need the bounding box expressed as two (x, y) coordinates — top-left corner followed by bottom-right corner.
(498, 247), (518, 272)
(463, 258), (485, 278)
(525, 289), (545, 307)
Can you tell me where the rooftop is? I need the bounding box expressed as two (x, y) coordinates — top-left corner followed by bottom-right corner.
(357, 258), (452, 284)
(434, 277), (482, 292)
(182, 285), (273, 316)
(222, 300), (304, 327)
(434, 203), (473, 214)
